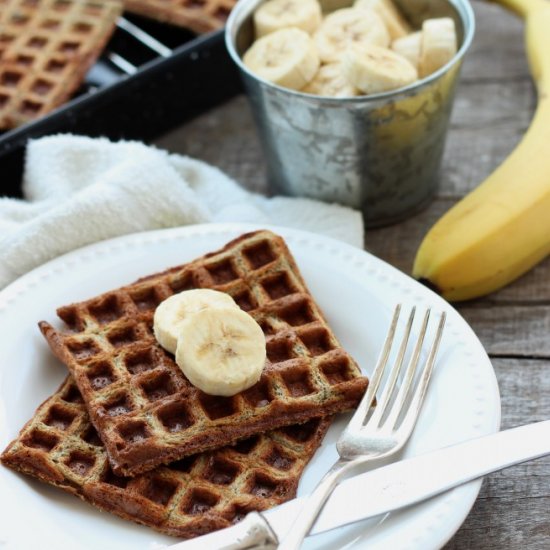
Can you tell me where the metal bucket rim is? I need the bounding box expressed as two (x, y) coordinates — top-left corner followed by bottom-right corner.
(225, 0), (476, 104)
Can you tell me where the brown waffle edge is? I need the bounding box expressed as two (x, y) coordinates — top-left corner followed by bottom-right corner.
(122, 0), (236, 34)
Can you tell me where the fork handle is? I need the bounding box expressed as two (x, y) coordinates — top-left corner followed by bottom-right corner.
(276, 458), (360, 550)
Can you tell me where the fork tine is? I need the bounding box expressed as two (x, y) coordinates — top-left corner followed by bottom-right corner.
(366, 306), (416, 428)
(346, 303), (402, 433)
(396, 311), (446, 438)
(383, 308), (431, 430)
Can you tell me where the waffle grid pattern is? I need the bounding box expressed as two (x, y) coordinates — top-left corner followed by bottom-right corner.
(0, 0), (121, 129)
(1, 377), (330, 538)
(122, 0), (236, 33)
(39, 231), (368, 476)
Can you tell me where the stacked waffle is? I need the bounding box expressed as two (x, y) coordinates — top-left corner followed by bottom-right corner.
(1, 230), (369, 539)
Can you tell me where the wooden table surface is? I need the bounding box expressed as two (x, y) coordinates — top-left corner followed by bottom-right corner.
(156, 1), (550, 547)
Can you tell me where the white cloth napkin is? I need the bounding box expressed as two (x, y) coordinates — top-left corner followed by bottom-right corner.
(0, 135), (364, 289)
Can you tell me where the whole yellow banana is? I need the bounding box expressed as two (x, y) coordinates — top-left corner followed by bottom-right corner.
(412, 0), (550, 301)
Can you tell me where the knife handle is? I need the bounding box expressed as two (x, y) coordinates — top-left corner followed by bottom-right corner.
(217, 512), (277, 550)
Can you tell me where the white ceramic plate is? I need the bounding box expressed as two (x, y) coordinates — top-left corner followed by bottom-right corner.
(0, 224), (500, 550)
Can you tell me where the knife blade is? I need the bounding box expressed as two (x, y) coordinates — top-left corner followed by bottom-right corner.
(169, 420), (550, 549)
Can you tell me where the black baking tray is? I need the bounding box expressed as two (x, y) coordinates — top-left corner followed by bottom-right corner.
(0, 14), (243, 198)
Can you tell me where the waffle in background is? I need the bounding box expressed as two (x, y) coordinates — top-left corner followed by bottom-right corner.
(0, 0), (122, 130)
(1, 376), (330, 538)
(123, 0), (236, 34)
(39, 230), (369, 477)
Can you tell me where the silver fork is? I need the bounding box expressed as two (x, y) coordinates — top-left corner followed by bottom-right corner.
(277, 304), (446, 550)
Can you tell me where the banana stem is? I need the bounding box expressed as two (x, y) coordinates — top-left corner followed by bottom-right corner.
(490, 0), (547, 18)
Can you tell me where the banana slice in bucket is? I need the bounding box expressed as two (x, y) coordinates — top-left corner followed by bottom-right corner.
(354, 0), (411, 40)
(418, 17), (458, 78)
(343, 43), (418, 94)
(314, 7), (390, 63)
(302, 61), (359, 97)
(392, 31), (422, 70)
(243, 27), (320, 90)
(253, 0), (322, 38)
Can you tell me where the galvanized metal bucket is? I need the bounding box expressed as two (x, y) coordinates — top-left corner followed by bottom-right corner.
(225, 0), (475, 227)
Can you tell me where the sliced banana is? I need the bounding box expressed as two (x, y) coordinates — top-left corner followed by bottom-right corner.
(354, 0), (411, 40)
(343, 43), (418, 94)
(243, 28), (320, 90)
(154, 289), (237, 355)
(392, 31), (422, 70)
(314, 8), (390, 63)
(175, 308), (266, 397)
(418, 17), (457, 78)
(302, 62), (359, 98)
(253, 0), (322, 38)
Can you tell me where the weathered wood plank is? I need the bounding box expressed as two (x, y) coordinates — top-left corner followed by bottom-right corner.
(443, 79), (535, 197)
(446, 357), (550, 549)
(494, 358), (550, 426)
(458, 306), (550, 358)
(462, 1), (530, 82)
(450, 80), (534, 132)
(446, 488), (550, 550)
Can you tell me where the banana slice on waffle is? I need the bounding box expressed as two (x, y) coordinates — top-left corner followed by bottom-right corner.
(343, 43), (418, 94)
(354, 0), (411, 40)
(418, 17), (458, 77)
(302, 62), (359, 97)
(244, 28), (320, 90)
(175, 307), (266, 397)
(253, 0), (322, 37)
(314, 8), (390, 63)
(154, 289), (238, 354)
(392, 31), (422, 71)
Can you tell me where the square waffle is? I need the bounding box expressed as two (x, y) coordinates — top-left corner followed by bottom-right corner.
(0, 0), (121, 130)
(39, 230), (369, 477)
(122, 0), (236, 34)
(1, 376), (330, 538)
